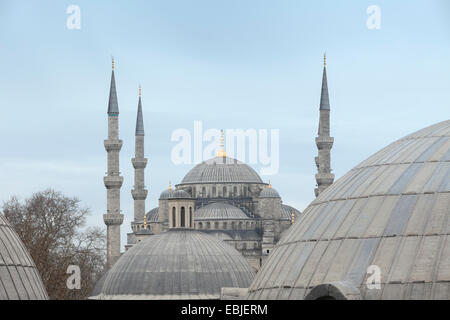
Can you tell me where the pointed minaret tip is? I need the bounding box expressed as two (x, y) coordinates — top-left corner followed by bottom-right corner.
(168, 181), (172, 190)
(135, 86), (145, 136)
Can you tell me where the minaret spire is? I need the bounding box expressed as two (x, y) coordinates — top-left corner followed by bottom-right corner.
(103, 58), (124, 269)
(216, 129), (227, 157)
(315, 54), (334, 197)
(131, 85), (148, 224)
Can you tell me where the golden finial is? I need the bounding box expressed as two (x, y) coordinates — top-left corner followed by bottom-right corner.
(168, 181), (172, 190)
(216, 129), (227, 157)
(139, 85), (142, 97)
(291, 211), (295, 225)
(268, 180), (272, 188)
(112, 56), (115, 70)
(324, 52), (326, 67)
(143, 214), (147, 229)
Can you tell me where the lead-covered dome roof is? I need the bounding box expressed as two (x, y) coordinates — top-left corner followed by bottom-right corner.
(0, 214), (48, 300)
(91, 229), (255, 299)
(180, 156), (263, 185)
(248, 120), (450, 300)
(195, 202), (250, 220)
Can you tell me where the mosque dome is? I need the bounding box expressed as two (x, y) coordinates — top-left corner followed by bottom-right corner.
(247, 120), (450, 300)
(91, 229), (255, 299)
(259, 186), (280, 198)
(0, 214), (48, 300)
(179, 156), (263, 185)
(195, 202), (250, 220)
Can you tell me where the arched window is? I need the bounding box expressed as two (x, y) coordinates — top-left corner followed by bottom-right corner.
(233, 186), (237, 196)
(214, 221), (219, 229)
(202, 187), (206, 197)
(189, 207), (193, 228)
(198, 222), (203, 229)
(206, 222), (211, 229)
(231, 221), (236, 229)
(212, 186), (216, 197)
(223, 186), (227, 197)
(172, 207), (176, 227)
(223, 221), (227, 229)
(239, 221), (243, 229)
(246, 221), (250, 229)
(181, 207), (185, 227)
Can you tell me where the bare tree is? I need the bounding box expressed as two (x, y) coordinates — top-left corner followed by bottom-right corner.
(2, 189), (106, 300)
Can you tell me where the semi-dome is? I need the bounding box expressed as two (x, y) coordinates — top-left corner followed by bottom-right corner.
(180, 156), (263, 185)
(195, 202), (251, 220)
(0, 214), (48, 300)
(247, 120), (450, 300)
(259, 186), (280, 198)
(91, 229), (255, 299)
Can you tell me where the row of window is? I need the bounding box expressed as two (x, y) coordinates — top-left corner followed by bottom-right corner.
(191, 185), (251, 198)
(171, 206), (193, 228)
(195, 220), (255, 230)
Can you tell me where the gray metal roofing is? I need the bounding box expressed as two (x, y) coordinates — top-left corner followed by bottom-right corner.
(0, 214), (48, 300)
(247, 120), (450, 300)
(91, 229), (255, 299)
(169, 189), (191, 199)
(159, 188), (174, 199)
(195, 202), (250, 220)
(180, 156), (263, 184)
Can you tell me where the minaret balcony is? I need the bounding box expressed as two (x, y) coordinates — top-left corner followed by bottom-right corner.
(103, 214), (124, 226)
(132, 158), (148, 169)
(315, 136), (334, 149)
(131, 189), (148, 200)
(104, 176), (124, 189)
(104, 139), (123, 151)
(315, 173), (335, 186)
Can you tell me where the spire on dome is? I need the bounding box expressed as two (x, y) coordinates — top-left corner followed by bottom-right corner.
(216, 129), (227, 157)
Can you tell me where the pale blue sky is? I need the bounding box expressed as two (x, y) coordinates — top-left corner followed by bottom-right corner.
(0, 0), (449, 249)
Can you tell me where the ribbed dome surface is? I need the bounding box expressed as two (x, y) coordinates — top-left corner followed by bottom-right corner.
(91, 229), (255, 299)
(169, 190), (191, 199)
(195, 202), (250, 220)
(0, 214), (48, 300)
(159, 189), (174, 199)
(248, 120), (450, 300)
(180, 157), (263, 184)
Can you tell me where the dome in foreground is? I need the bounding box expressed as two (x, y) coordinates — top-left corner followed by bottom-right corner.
(0, 214), (48, 300)
(180, 156), (263, 185)
(259, 186), (280, 198)
(91, 229), (255, 299)
(248, 120), (450, 300)
(195, 202), (250, 220)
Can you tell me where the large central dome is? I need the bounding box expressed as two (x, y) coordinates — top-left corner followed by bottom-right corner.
(180, 156), (263, 185)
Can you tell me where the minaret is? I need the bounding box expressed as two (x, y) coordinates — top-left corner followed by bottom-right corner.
(131, 85), (148, 223)
(314, 54), (335, 197)
(103, 58), (124, 268)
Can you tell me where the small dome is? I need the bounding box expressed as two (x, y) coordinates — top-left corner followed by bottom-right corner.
(180, 156), (263, 184)
(0, 214), (48, 300)
(195, 202), (250, 220)
(159, 189), (174, 199)
(280, 204), (301, 221)
(169, 189), (191, 199)
(259, 186), (280, 198)
(247, 120), (450, 300)
(146, 207), (159, 223)
(90, 229), (255, 299)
